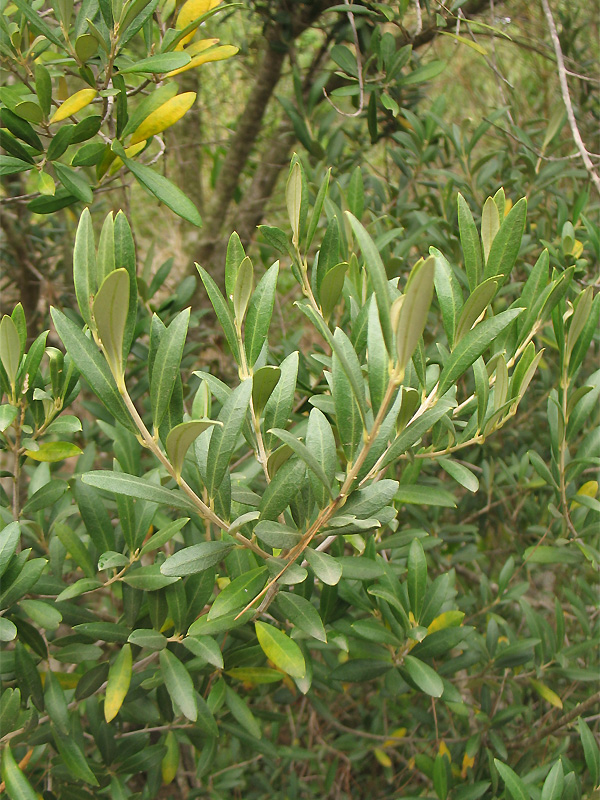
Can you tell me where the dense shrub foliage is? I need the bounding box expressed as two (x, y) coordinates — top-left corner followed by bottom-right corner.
(0, 161), (598, 798)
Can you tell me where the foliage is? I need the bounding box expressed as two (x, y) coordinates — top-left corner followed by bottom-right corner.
(0, 0), (237, 222)
(0, 155), (598, 798)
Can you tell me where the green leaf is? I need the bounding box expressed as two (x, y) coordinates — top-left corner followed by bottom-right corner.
(407, 538), (427, 619)
(367, 296), (389, 413)
(118, 145), (201, 226)
(263, 351), (299, 451)
(305, 407), (337, 509)
(121, 565), (180, 590)
(396, 255), (435, 373)
(92, 268), (129, 384)
(254, 521), (302, 549)
(1, 745), (38, 800)
(196, 264), (240, 361)
(332, 336), (363, 462)
(402, 59), (446, 85)
(161, 541), (234, 577)
(56, 578), (102, 602)
(160, 649), (197, 721)
(276, 592), (327, 642)
(286, 161), (302, 246)
(54, 162), (93, 204)
(396, 485), (457, 507)
(208, 567), (267, 620)
(0, 522), (21, 578)
(494, 759), (530, 800)
(181, 635), (223, 668)
(72, 208), (96, 328)
(541, 761), (564, 800)
(251, 365), (280, 418)
(53, 733), (99, 785)
(44, 670), (69, 734)
(150, 308), (190, 429)
(55, 522), (95, 578)
(0, 617), (17, 641)
(82, 470), (196, 511)
(225, 684), (262, 738)
(437, 308), (523, 396)
(438, 458), (479, 493)
(50, 308), (137, 433)
(330, 659), (392, 681)
(104, 643), (132, 722)
(0, 557), (47, 609)
(232, 256), (253, 323)
(206, 379), (252, 497)
(381, 394), (457, 468)
(320, 261), (348, 320)
(346, 212), (393, 352)
(484, 198), (527, 283)
(259, 457), (306, 520)
(305, 548), (342, 586)
(269, 427), (333, 499)
(118, 52), (191, 74)
(128, 629), (168, 650)
(0, 315), (21, 388)
(481, 196), (500, 263)
(23, 441), (82, 462)
(457, 193), (482, 291)
(255, 621), (306, 678)
(0, 404), (18, 432)
(402, 654), (443, 697)
(431, 246), (463, 350)
(578, 717), (600, 788)
(454, 276), (499, 344)
(12, 0), (63, 46)
(225, 230), (246, 302)
(0, 155), (34, 176)
(35, 63), (52, 117)
(140, 518), (189, 556)
(166, 419), (219, 477)
(245, 261), (279, 366)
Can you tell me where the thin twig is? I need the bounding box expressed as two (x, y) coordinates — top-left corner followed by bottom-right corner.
(322, 0), (365, 118)
(540, 0), (600, 194)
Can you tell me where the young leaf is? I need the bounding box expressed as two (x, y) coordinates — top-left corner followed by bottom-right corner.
(150, 308), (190, 430)
(263, 351), (299, 451)
(233, 256), (254, 324)
(431, 246), (463, 349)
(196, 264), (240, 361)
(255, 621), (306, 678)
(225, 231), (246, 303)
(92, 268), (130, 385)
(244, 261), (279, 366)
(287, 160), (302, 247)
(457, 193), (482, 291)
(481, 196), (500, 263)
(484, 198), (527, 283)
(252, 366), (280, 419)
(454, 276), (499, 344)
(367, 296), (389, 413)
(166, 419), (220, 477)
(104, 643), (132, 722)
(0, 316), (21, 390)
(395, 255), (435, 374)
(159, 649), (197, 721)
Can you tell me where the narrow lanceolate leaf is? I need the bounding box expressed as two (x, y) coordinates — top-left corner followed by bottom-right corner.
(0, 316), (21, 389)
(1, 745), (38, 800)
(367, 297), (389, 413)
(287, 161), (302, 246)
(276, 592), (327, 642)
(166, 419), (220, 477)
(484, 197), (527, 283)
(206, 379), (252, 497)
(96, 212), (115, 286)
(481, 196), (500, 263)
(437, 308), (523, 397)
(346, 212), (394, 352)
(245, 261), (279, 366)
(263, 351), (299, 451)
(225, 685), (262, 738)
(494, 759), (530, 800)
(119, 52), (191, 74)
(454, 276), (499, 345)
(402, 655), (443, 697)
(457, 193), (482, 291)
(305, 408), (337, 509)
(150, 308), (190, 429)
(305, 548), (342, 586)
(130, 92), (196, 145)
(159, 649), (197, 721)
(93, 268), (129, 385)
(82, 471), (196, 511)
(268, 428), (333, 499)
(233, 256), (253, 324)
(252, 366), (280, 419)
(541, 761), (564, 800)
(126, 157), (202, 227)
(396, 255), (435, 374)
(208, 567), (268, 620)
(431, 246), (463, 349)
(381, 394), (456, 468)
(196, 264), (240, 361)
(50, 308), (137, 434)
(73, 209), (96, 328)
(438, 458), (479, 493)
(255, 621), (306, 678)
(104, 644), (132, 722)
(578, 717), (600, 788)
(259, 457), (306, 520)
(407, 538), (427, 620)
(161, 541), (234, 577)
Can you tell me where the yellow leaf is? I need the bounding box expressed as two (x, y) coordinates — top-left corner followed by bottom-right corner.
(161, 730), (179, 785)
(461, 752), (475, 778)
(383, 727), (407, 747)
(104, 644), (132, 722)
(107, 140), (147, 176)
(374, 748), (392, 768)
(428, 610), (465, 633)
(503, 197), (513, 217)
(129, 92), (196, 145)
(49, 88), (96, 123)
(185, 37), (219, 57)
(571, 480), (598, 510)
(439, 741), (451, 761)
(530, 679), (563, 709)
(572, 239), (583, 258)
(176, 0), (222, 47)
(216, 576), (230, 590)
(164, 45), (239, 77)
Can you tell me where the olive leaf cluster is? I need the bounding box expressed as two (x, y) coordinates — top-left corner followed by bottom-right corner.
(0, 157), (598, 798)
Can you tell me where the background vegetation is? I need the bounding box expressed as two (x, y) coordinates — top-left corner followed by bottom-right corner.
(0, 1), (598, 798)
